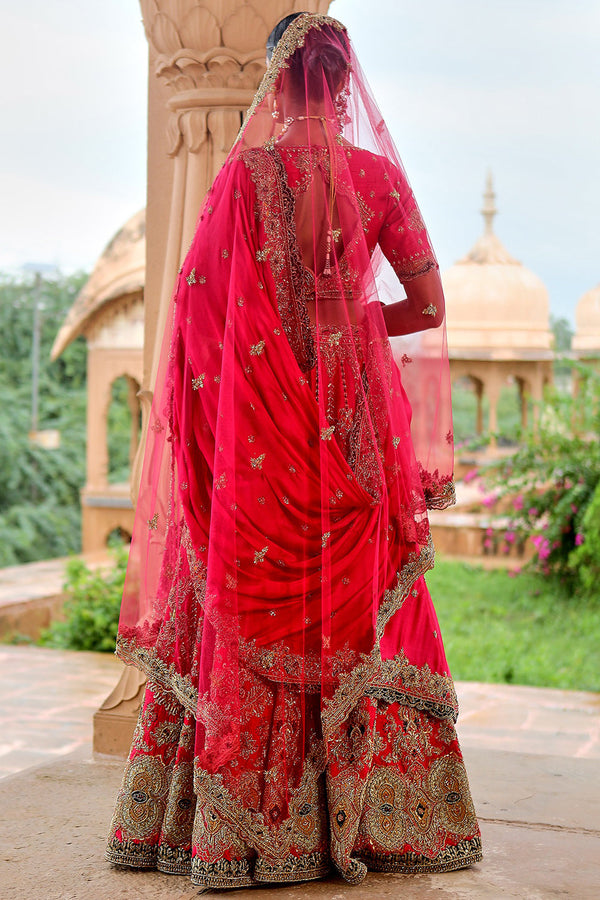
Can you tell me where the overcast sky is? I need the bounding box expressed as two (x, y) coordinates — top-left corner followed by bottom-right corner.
(1, 0), (598, 323)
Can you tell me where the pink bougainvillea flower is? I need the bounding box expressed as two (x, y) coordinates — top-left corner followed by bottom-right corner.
(575, 533), (584, 546)
(538, 542), (551, 561)
(482, 495), (497, 508)
(505, 531), (516, 544)
(483, 538), (493, 550)
(528, 507), (538, 518)
(464, 468), (478, 483)
(508, 567), (521, 578)
(512, 495), (524, 511)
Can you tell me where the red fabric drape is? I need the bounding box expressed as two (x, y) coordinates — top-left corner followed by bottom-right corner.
(112, 14), (479, 885)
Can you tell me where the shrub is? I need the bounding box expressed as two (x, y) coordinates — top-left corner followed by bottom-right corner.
(483, 361), (600, 591)
(39, 543), (128, 652)
(568, 480), (600, 595)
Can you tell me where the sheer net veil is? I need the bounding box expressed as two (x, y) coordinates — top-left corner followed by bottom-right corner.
(116, 13), (457, 883)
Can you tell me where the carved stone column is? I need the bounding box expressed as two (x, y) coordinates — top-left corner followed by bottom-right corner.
(137, 0), (331, 448)
(95, 0), (331, 757)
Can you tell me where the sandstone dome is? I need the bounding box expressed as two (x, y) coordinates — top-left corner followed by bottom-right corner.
(51, 209), (145, 359)
(572, 282), (600, 355)
(441, 176), (553, 359)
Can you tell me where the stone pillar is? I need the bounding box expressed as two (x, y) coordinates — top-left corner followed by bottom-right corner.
(85, 349), (109, 491)
(486, 374), (501, 449)
(517, 377), (529, 430)
(135, 0), (331, 488)
(475, 377), (484, 435)
(96, 0), (332, 757)
(127, 376), (141, 468)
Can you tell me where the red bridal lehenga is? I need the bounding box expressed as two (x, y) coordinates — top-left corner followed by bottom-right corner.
(106, 14), (482, 888)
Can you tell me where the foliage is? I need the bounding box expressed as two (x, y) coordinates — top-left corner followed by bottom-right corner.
(550, 315), (574, 354)
(39, 543), (128, 652)
(0, 271), (87, 390)
(481, 362), (600, 589)
(568, 480), (600, 595)
(0, 271), (89, 564)
(428, 558), (600, 692)
(550, 315), (575, 383)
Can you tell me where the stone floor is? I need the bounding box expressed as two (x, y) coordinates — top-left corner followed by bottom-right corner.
(0, 645), (599, 899)
(0, 645), (122, 778)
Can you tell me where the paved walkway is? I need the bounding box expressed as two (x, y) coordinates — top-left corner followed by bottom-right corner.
(0, 645), (122, 778)
(0, 645), (599, 898)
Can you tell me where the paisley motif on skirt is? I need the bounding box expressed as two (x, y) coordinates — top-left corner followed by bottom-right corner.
(106, 679), (482, 885)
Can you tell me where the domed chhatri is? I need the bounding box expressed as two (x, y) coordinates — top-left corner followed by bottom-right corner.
(440, 175), (553, 441)
(51, 209), (145, 361)
(572, 282), (600, 356)
(442, 173), (553, 357)
(52, 210), (146, 553)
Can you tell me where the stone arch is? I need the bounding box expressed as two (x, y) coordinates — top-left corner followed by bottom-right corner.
(106, 525), (133, 546)
(105, 373), (142, 484)
(452, 372), (485, 440)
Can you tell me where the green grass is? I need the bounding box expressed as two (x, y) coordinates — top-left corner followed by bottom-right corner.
(426, 558), (600, 692)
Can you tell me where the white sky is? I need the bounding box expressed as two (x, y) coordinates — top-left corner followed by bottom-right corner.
(1, 0), (598, 323)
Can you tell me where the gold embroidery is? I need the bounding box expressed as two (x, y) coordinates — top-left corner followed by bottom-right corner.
(250, 340), (266, 356)
(407, 207), (426, 231)
(192, 374), (205, 390)
(253, 546), (269, 565)
(147, 513), (159, 530)
(376, 536), (435, 640)
(256, 248), (269, 262)
(235, 15), (346, 146)
(186, 268), (196, 285)
(392, 436), (401, 448)
(321, 425), (335, 441)
(422, 304), (437, 317)
(250, 454), (265, 469)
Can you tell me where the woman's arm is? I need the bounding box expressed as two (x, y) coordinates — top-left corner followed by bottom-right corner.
(377, 162), (445, 336)
(381, 267), (445, 336)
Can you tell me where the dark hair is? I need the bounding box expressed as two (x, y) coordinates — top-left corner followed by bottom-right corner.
(266, 13), (306, 62)
(288, 25), (350, 104)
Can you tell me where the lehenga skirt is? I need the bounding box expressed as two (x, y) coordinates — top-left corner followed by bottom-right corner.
(106, 674), (482, 888)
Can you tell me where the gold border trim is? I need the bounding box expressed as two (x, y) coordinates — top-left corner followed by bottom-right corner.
(235, 14), (347, 146)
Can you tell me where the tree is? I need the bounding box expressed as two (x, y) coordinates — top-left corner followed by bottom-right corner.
(0, 271), (88, 564)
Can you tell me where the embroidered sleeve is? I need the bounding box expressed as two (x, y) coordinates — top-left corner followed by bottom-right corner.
(378, 164), (437, 283)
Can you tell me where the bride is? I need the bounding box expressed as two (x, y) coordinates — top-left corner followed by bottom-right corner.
(106, 12), (482, 888)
